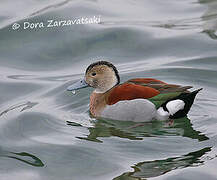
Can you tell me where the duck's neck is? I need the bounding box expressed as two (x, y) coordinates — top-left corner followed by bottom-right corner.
(89, 92), (107, 117)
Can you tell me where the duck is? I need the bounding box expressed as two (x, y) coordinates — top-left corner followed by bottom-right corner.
(67, 61), (202, 122)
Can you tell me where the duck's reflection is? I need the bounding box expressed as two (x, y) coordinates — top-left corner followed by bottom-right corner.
(70, 117), (208, 143)
(67, 117), (209, 179)
(113, 147), (211, 180)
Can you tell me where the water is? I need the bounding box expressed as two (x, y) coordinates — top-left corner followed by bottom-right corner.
(0, 0), (217, 179)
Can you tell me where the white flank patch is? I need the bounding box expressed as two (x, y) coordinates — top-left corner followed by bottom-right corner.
(155, 107), (170, 121)
(166, 99), (185, 115)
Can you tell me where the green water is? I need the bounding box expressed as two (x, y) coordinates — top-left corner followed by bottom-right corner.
(0, 0), (217, 179)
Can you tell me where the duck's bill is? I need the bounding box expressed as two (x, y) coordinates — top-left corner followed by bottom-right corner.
(67, 78), (89, 91)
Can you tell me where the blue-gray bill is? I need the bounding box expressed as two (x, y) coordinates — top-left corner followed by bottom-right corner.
(67, 78), (89, 91)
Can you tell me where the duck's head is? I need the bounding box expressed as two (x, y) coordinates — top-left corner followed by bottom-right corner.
(67, 61), (120, 93)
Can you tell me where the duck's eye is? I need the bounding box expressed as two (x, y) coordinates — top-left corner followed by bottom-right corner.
(91, 72), (96, 76)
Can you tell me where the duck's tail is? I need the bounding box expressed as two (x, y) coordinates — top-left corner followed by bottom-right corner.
(156, 88), (202, 120)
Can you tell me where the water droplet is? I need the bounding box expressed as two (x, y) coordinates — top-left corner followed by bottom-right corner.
(72, 90), (76, 95)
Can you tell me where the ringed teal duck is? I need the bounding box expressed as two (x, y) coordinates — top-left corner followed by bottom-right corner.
(67, 61), (202, 122)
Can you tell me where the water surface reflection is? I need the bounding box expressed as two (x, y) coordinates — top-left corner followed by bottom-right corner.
(68, 117), (208, 143)
(114, 147), (211, 180)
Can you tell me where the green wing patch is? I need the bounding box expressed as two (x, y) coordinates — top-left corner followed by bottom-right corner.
(148, 92), (182, 108)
